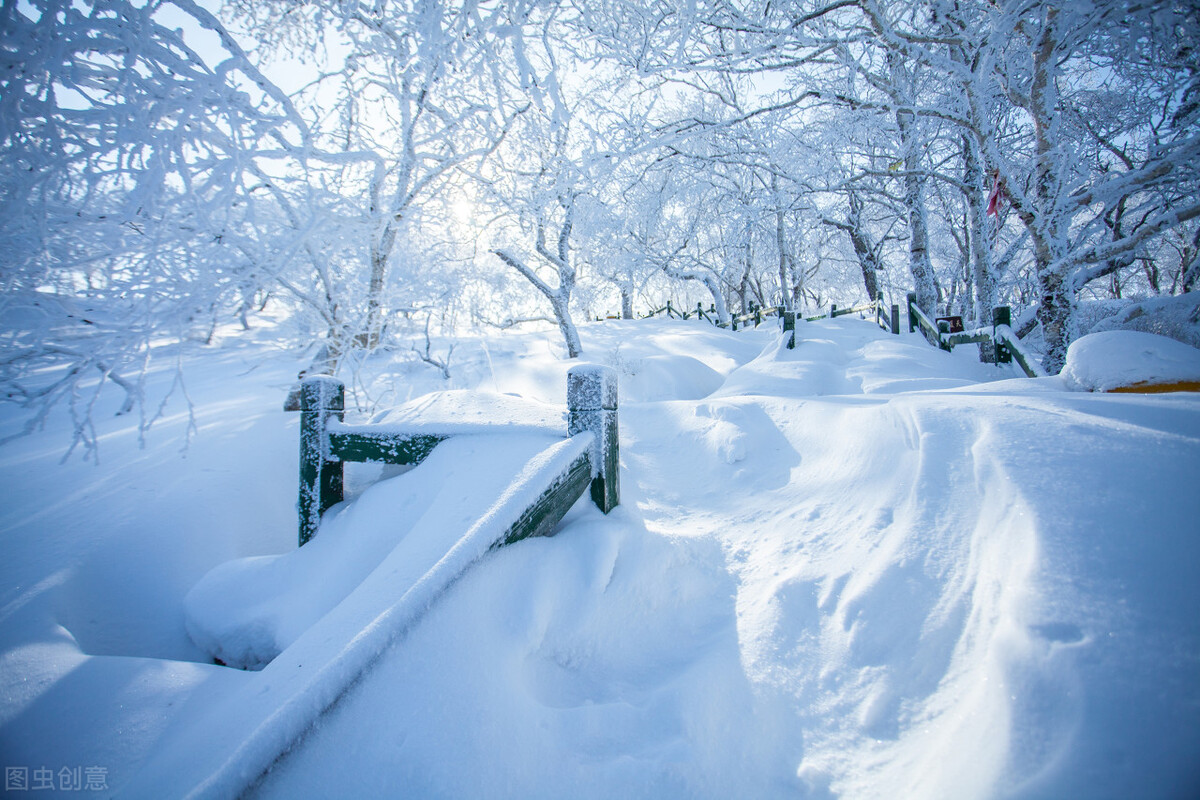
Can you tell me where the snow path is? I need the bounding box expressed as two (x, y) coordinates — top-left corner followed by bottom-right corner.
(2, 318), (1197, 799)
(245, 320), (1199, 798)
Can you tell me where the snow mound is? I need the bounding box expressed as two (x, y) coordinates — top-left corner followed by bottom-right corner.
(184, 432), (566, 669)
(1061, 330), (1200, 392)
(607, 353), (724, 402)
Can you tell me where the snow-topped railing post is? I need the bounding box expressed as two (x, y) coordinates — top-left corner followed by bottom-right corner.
(830, 304), (837, 319)
(891, 303), (900, 335)
(907, 291), (951, 351)
(567, 365), (620, 514)
(993, 306), (1013, 364)
(783, 311), (797, 349)
(299, 376), (345, 547)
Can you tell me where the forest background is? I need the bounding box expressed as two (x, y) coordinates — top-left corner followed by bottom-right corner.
(3, 0), (1198, 456)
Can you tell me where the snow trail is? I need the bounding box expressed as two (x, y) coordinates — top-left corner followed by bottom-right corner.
(241, 319), (1200, 798)
(3, 318), (1198, 798)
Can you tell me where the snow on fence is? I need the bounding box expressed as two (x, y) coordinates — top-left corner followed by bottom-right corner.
(905, 292), (1046, 378)
(299, 365), (620, 546)
(122, 367), (620, 799)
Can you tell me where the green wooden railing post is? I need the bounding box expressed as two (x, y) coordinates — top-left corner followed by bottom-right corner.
(783, 310), (796, 349)
(567, 365), (619, 513)
(906, 292), (917, 333)
(830, 303), (837, 319)
(299, 376), (345, 546)
(993, 306), (1013, 364)
(754, 305), (762, 326)
(891, 303), (900, 335)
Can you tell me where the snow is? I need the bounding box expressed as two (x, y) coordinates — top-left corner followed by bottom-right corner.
(184, 431), (580, 670)
(1086, 292), (1200, 349)
(124, 433), (593, 799)
(2, 317), (1199, 799)
(364, 389), (567, 436)
(1062, 330), (1200, 391)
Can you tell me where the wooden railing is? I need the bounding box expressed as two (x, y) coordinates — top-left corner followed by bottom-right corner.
(297, 365), (620, 546)
(634, 297), (904, 342)
(905, 292), (1046, 377)
(621, 292), (1042, 375)
(640, 300), (721, 323)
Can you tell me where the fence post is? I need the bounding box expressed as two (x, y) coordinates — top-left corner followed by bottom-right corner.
(830, 303), (837, 319)
(891, 304), (900, 335)
(567, 365), (619, 513)
(906, 292), (917, 333)
(754, 305), (762, 326)
(783, 311), (796, 349)
(299, 376), (345, 546)
(666, 300), (674, 318)
(993, 306), (1013, 364)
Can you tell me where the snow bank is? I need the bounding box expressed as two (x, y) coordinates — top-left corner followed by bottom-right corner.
(1087, 292), (1200, 349)
(1062, 330), (1200, 392)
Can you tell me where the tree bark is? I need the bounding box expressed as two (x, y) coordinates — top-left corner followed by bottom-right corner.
(1028, 7), (1072, 373)
(890, 54), (937, 317)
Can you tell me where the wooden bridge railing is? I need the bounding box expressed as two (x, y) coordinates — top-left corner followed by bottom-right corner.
(298, 366), (620, 546)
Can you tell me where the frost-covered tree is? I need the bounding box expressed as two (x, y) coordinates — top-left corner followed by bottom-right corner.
(0, 0), (304, 454)
(225, 0), (525, 352)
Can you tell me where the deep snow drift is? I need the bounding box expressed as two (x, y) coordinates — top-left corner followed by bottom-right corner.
(1, 316), (1198, 799)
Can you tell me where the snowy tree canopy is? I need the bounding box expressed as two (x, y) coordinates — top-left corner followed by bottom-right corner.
(3, 0), (1199, 448)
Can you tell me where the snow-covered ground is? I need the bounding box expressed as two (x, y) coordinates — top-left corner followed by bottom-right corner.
(1, 316), (1198, 798)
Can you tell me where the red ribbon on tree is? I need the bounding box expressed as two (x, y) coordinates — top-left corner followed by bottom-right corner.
(986, 170), (1005, 217)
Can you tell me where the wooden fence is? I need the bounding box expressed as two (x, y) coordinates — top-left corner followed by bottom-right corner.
(905, 292), (1045, 378)
(297, 365), (620, 546)
(628, 293), (1044, 376)
(638, 298), (901, 336)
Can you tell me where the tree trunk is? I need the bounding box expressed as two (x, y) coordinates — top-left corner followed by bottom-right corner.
(773, 173), (792, 311)
(891, 55), (937, 317)
(702, 275), (731, 326)
(846, 193), (881, 302)
(620, 284), (634, 319)
(963, 136), (995, 324)
(551, 294), (583, 358)
(1028, 7), (1072, 373)
(364, 218), (399, 348)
